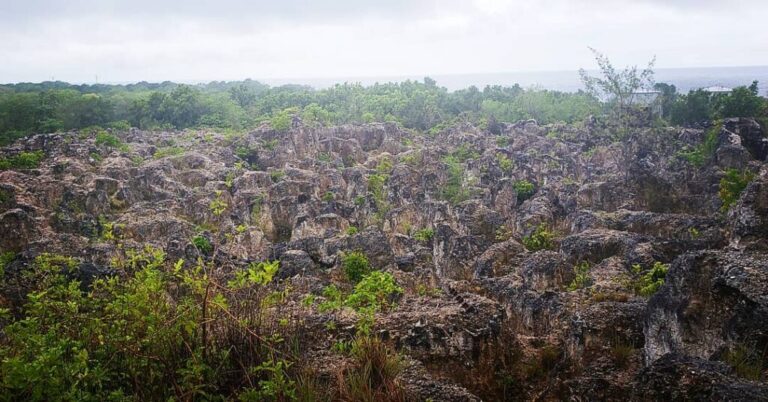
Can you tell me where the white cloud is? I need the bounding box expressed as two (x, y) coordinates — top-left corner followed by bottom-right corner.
(0, 0), (766, 83)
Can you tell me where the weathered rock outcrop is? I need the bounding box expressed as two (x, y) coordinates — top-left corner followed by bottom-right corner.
(1, 117), (766, 399)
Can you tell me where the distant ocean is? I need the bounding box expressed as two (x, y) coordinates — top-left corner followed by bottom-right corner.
(261, 66), (768, 95)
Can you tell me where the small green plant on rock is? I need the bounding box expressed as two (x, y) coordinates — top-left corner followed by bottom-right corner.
(497, 154), (514, 173)
(192, 235), (213, 254)
(567, 261), (592, 291)
(322, 191), (335, 202)
(209, 190), (228, 216)
(719, 168), (755, 212)
(228, 260), (280, 288)
(413, 228), (434, 242)
(513, 179), (535, 203)
(521, 224), (555, 251)
(342, 251), (371, 284)
(346, 226), (359, 236)
(0, 151), (44, 170)
(628, 261), (669, 297)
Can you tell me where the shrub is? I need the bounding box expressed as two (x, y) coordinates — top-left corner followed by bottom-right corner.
(629, 262), (669, 297)
(342, 251), (371, 283)
(719, 168), (755, 211)
(521, 224), (555, 251)
(413, 228), (434, 242)
(345, 271), (403, 312)
(346, 226), (359, 236)
(271, 108), (297, 132)
(209, 190), (228, 216)
(153, 146), (184, 159)
(497, 154), (514, 172)
(192, 235), (213, 254)
(0, 151), (44, 170)
(94, 131), (128, 151)
(228, 260), (280, 288)
(322, 191), (335, 202)
(513, 179), (535, 203)
(567, 261), (592, 291)
(0, 251), (14, 281)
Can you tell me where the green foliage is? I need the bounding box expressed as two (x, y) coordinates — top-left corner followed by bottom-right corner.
(192, 235), (213, 254)
(346, 226), (359, 236)
(0, 150), (44, 170)
(0, 77), (761, 145)
(344, 271), (403, 312)
(0, 251), (14, 282)
(677, 123), (720, 167)
(413, 228), (434, 242)
(338, 337), (404, 401)
(94, 130), (128, 151)
(270, 170), (285, 183)
(513, 179), (535, 203)
(354, 195), (366, 206)
(521, 224), (555, 251)
(228, 260), (280, 288)
(719, 168), (755, 212)
(567, 261), (592, 291)
(238, 359), (297, 401)
(153, 146), (184, 159)
(628, 262), (669, 297)
(271, 108), (297, 132)
(318, 284), (344, 312)
(440, 154), (471, 205)
(342, 251), (371, 284)
(322, 191), (334, 202)
(209, 190), (228, 216)
(0, 246), (310, 401)
(496, 153), (514, 172)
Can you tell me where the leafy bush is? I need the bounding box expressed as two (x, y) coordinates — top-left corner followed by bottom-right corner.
(94, 130), (128, 151)
(440, 155), (471, 205)
(497, 154), (514, 172)
(513, 179), (535, 203)
(0, 249), (307, 401)
(153, 146), (184, 159)
(192, 235), (213, 254)
(719, 168), (755, 211)
(342, 251), (371, 283)
(567, 261), (592, 291)
(413, 228), (434, 242)
(346, 226), (359, 236)
(271, 108), (297, 132)
(627, 262), (669, 297)
(209, 190), (228, 216)
(677, 124), (720, 167)
(0, 151), (44, 170)
(521, 224), (555, 251)
(345, 271), (403, 312)
(0, 251), (14, 281)
(228, 260), (280, 288)
(322, 191), (334, 202)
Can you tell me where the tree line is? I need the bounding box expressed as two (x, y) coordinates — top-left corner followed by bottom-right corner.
(0, 73), (765, 145)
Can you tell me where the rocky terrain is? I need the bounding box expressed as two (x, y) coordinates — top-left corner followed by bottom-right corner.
(1, 116), (767, 400)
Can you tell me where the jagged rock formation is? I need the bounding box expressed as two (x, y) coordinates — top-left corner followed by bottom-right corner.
(1, 117), (767, 400)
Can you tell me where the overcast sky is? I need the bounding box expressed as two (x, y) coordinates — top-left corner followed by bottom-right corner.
(1, 0), (767, 84)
